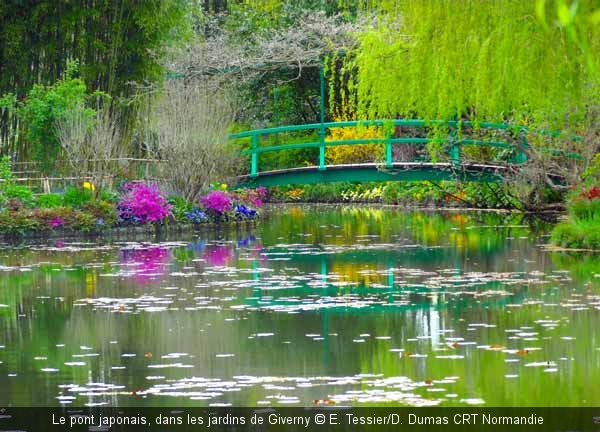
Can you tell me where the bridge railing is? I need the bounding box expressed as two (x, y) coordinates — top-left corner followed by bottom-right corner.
(229, 119), (534, 177)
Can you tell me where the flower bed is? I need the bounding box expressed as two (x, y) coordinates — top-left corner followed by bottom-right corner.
(0, 181), (266, 237)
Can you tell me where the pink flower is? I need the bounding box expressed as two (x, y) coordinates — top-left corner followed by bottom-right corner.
(200, 190), (232, 214)
(49, 216), (64, 228)
(118, 182), (172, 223)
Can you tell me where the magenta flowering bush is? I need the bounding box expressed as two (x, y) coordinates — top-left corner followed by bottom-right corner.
(118, 182), (172, 224)
(195, 187), (267, 223)
(48, 216), (64, 229)
(200, 190), (232, 213)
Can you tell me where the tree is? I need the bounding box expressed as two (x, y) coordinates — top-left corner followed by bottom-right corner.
(56, 104), (124, 195)
(326, 0), (600, 206)
(148, 80), (239, 201)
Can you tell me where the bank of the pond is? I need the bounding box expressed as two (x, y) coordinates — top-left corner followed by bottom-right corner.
(0, 219), (259, 242)
(0, 200), (565, 241)
(0, 182), (266, 239)
(549, 185), (600, 250)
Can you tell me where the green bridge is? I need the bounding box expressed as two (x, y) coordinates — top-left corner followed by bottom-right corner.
(229, 119), (580, 187)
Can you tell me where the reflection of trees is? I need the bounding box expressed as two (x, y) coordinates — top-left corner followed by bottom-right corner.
(262, 205), (536, 250)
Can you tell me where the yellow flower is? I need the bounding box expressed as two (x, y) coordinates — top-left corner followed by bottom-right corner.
(83, 181), (96, 191)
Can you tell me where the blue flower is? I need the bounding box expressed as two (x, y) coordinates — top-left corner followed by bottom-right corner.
(185, 208), (207, 223)
(235, 204), (257, 219)
(96, 218), (105, 226)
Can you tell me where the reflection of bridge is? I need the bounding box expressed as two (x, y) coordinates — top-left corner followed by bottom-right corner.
(230, 119), (581, 187)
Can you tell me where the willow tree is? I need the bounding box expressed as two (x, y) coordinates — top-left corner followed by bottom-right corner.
(327, 0), (600, 206)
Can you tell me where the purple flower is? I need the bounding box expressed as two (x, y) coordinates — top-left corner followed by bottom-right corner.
(200, 191), (232, 214)
(118, 182), (172, 224)
(49, 216), (64, 229)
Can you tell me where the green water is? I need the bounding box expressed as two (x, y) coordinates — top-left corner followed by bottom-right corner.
(0, 206), (599, 407)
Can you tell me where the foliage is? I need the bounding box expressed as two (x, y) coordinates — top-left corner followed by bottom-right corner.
(326, 122), (384, 164)
(200, 190), (233, 214)
(552, 219), (600, 249)
(326, 1), (600, 197)
(552, 181), (600, 249)
(168, 195), (195, 222)
(82, 201), (119, 226)
(63, 187), (93, 209)
(0, 211), (42, 234)
(583, 154), (600, 182)
(2, 184), (35, 208)
(18, 62), (104, 170)
(0, 206), (103, 235)
(0, 156), (14, 183)
(117, 182), (172, 224)
(0, 1), (190, 100)
(257, 132), (319, 171)
(36, 194), (63, 208)
(381, 182), (402, 204)
(336, 1), (599, 129)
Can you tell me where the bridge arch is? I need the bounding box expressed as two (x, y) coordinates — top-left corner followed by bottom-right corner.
(229, 119), (580, 188)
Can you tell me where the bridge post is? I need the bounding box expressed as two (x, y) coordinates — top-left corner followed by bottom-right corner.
(514, 130), (528, 164)
(385, 130), (393, 168)
(319, 59), (326, 171)
(251, 134), (259, 176)
(319, 131), (326, 170)
(449, 125), (460, 168)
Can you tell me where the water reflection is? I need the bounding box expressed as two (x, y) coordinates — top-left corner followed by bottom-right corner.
(0, 207), (597, 407)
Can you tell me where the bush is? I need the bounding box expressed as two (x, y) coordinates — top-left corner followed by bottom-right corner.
(82, 200), (118, 226)
(63, 187), (93, 208)
(326, 123), (384, 164)
(117, 182), (172, 224)
(37, 193), (63, 208)
(382, 182), (402, 204)
(552, 219), (600, 249)
(0, 210), (42, 234)
(2, 184), (34, 207)
(168, 195), (194, 222)
(569, 197), (600, 221)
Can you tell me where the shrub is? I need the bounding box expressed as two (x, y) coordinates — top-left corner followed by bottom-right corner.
(37, 193), (63, 208)
(200, 190), (232, 214)
(569, 197), (600, 221)
(117, 182), (172, 224)
(382, 182), (402, 204)
(0, 210), (42, 234)
(552, 219), (600, 249)
(168, 195), (194, 222)
(326, 123), (384, 164)
(63, 186), (93, 208)
(2, 184), (34, 207)
(82, 200), (118, 226)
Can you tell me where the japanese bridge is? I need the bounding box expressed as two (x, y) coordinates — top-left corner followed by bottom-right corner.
(229, 119), (581, 188)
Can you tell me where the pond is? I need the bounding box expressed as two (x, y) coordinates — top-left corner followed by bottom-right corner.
(0, 205), (598, 407)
